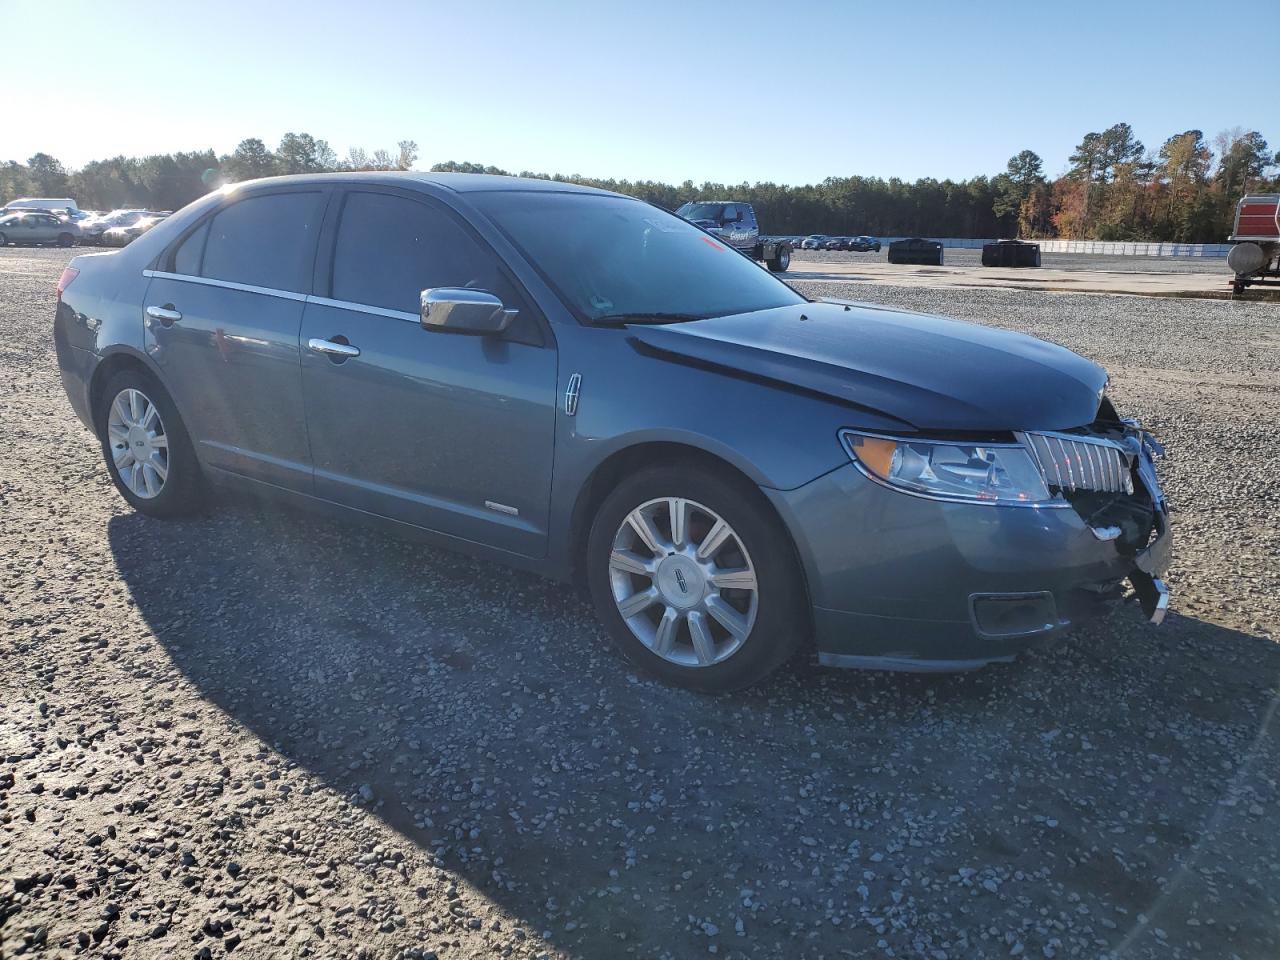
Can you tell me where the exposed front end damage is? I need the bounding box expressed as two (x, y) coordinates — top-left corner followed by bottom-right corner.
(765, 404), (1173, 672)
(1019, 413), (1171, 624)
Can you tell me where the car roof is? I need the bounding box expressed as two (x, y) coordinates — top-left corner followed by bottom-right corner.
(229, 171), (615, 197)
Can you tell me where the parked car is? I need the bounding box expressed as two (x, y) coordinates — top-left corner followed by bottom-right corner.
(982, 239), (1041, 267)
(0, 211), (80, 247)
(801, 235), (828, 250)
(80, 209), (149, 244)
(100, 212), (169, 247)
(53, 173), (1171, 691)
(3, 197), (81, 216)
(824, 237), (851, 251)
(848, 235), (882, 252)
(887, 237), (944, 265)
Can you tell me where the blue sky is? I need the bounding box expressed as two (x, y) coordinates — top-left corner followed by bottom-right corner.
(6, 0), (1268, 184)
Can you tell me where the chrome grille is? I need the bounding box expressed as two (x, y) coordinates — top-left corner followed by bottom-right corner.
(1022, 432), (1134, 495)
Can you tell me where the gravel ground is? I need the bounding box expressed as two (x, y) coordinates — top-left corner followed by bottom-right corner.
(3, 246), (1279, 960)
(790, 248), (1230, 276)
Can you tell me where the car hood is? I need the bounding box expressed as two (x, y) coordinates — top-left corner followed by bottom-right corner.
(625, 300), (1107, 433)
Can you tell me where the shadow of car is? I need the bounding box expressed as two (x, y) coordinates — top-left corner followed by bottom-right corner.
(102, 497), (1278, 959)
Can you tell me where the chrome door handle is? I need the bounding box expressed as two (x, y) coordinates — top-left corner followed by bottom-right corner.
(145, 305), (182, 324)
(307, 337), (360, 358)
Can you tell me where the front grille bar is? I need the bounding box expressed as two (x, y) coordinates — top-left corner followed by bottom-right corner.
(1021, 431), (1133, 495)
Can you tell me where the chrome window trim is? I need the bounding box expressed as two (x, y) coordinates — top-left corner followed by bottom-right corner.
(837, 429), (1071, 509)
(305, 295), (418, 324)
(141, 271), (420, 323)
(142, 269), (307, 302)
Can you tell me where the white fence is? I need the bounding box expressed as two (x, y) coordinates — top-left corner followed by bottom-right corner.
(875, 237), (1232, 258)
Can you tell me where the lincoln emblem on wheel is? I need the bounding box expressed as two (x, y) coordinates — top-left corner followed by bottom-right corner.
(54, 171), (1170, 691)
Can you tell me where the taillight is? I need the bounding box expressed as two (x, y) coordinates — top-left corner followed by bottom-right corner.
(56, 266), (79, 303)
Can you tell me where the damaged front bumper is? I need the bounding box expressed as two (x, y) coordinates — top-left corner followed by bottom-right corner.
(1121, 421), (1171, 623)
(764, 418), (1174, 671)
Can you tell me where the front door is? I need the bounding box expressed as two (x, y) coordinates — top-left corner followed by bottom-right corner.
(144, 189), (327, 490)
(31, 214), (60, 243)
(10, 215), (46, 243)
(299, 188), (558, 557)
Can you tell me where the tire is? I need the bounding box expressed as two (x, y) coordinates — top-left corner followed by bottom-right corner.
(95, 367), (205, 518)
(0, 233), (6, 246)
(586, 463), (806, 691)
(57, 233), (74, 247)
(766, 243), (791, 273)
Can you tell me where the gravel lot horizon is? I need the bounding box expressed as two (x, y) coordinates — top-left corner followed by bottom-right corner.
(2, 247), (1278, 960)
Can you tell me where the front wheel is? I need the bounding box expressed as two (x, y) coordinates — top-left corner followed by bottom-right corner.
(766, 244), (791, 273)
(96, 368), (205, 518)
(57, 233), (75, 247)
(0, 233), (7, 246)
(586, 465), (806, 691)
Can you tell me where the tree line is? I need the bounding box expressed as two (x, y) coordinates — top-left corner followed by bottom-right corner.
(3, 124), (1275, 242)
(0, 135), (419, 215)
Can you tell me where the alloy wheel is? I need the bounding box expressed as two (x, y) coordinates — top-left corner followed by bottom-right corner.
(608, 497), (759, 667)
(107, 388), (169, 499)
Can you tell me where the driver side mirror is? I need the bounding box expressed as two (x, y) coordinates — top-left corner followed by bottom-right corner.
(420, 287), (518, 336)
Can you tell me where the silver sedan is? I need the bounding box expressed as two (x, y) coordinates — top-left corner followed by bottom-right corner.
(0, 212), (80, 247)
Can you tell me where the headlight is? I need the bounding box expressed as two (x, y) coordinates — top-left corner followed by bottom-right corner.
(841, 430), (1054, 505)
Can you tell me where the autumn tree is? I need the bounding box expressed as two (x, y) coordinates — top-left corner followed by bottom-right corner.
(1156, 130), (1213, 241)
(993, 150), (1047, 237)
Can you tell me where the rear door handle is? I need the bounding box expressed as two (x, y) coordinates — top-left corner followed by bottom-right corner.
(145, 305), (182, 324)
(307, 337), (360, 359)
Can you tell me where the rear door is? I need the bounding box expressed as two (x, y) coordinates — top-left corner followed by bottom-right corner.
(299, 187), (558, 556)
(143, 188), (327, 490)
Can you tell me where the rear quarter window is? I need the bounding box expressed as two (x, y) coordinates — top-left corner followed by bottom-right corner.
(171, 221), (209, 276)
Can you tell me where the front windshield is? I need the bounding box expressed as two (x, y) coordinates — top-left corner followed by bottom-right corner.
(675, 202), (727, 223)
(475, 192), (804, 323)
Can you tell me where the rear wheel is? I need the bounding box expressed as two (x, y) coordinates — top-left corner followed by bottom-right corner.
(96, 368), (205, 518)
(0, 233), (7, 246)
(586, 464), (806, 691)
(767, 244), (791, 273)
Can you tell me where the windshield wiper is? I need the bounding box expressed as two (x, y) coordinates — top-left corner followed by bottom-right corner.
(592, 312), (704, 326)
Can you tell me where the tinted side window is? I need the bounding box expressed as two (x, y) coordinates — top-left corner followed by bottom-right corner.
(172, 221), (209, 276)
(332, 192), (514, 313)
(201, 192), (322, 293)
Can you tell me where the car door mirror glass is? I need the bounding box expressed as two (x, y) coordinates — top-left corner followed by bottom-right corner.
(420, 287), (517, 336)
